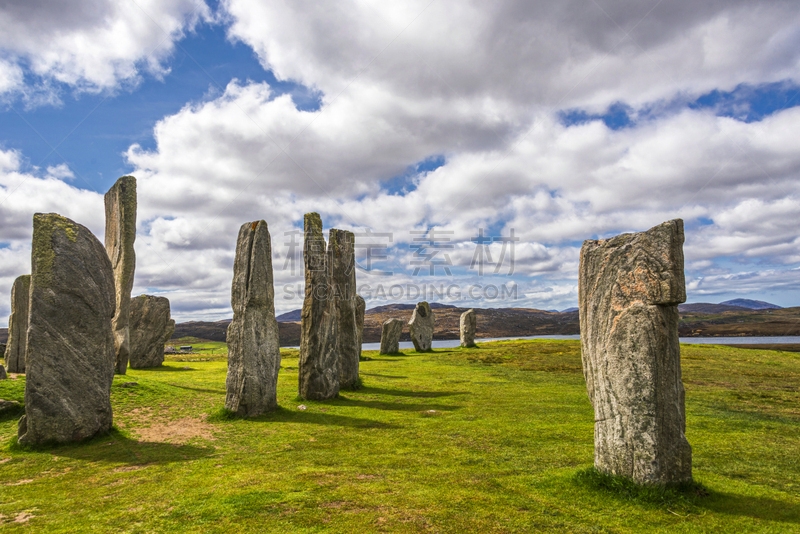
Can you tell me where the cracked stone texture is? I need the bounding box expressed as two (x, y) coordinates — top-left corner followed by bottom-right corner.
(19, 213), (116, 445)
(104, 175), (137, 375)
(4, 274), (30, 373)
(129, 295), (175, 369)
(408, 301), (434, 352)
(459, 309), (477, 348)
(298, 213), (339, 400)
(579, 218), (692, 485)
(330, 229), (359, 389)
(379, 318), (404, 355)
(355, 295), (366, 360)
(225, 220), (281, 416)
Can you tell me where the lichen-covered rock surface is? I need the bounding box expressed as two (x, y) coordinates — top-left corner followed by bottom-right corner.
(19, 213), (116, 445)
(579, 218), (692, 484)
(129, 295), (175, 369)
(4, 274), (30, 373)
(330, 229), (359, 389)
(225, 220), (281, 416)
(459, 309), (477, 348)
(408, 301), (434, 352)
(379, 318), (404, 355)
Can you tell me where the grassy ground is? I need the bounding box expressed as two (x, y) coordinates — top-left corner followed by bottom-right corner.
(0, 340), (798, 532)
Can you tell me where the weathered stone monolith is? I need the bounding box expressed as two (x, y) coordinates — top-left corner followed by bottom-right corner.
(4, 274), (30, 373)
(408, 301), (434, 352)
(579, 219), (691, 485)
(379, 318), (404, 355)
(18, 213), (116, 445)
(331, 229), (360, 389)
(129, 295), (175, 369)
(105, 175), (137, 375)
(299, 213), (339, 400)
(0, 364), (6, 380)
(225, 221), (282, 416)
(460, 309), (477, 348)
(355, 295), (365, 359)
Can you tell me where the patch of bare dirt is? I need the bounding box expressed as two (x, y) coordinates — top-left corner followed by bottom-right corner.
(134, 416), (216, 444)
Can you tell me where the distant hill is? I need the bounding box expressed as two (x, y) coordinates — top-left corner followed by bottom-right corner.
(678, 303), (750, 314)
(366, 302), (457, 315)
(276, 309), (302, 322)
(560, 307), (579, 313)
(719, 299), (782, 310)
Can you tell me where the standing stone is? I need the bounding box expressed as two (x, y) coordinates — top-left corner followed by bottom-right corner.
(225, 221), (281, 416)
(0, 364), (6, 380)
(18, 213), (116, 445)
(298, 213), (339, 400)
(128, 295), (176, 369)
(408, 301), (434, 352)
(355, 295), (365, 360)
(379, 318), (404, 355)
(459, 309), (477, 348)
(105, 175), (137, 375)
(4, 274), (30, 373)
(331, 229), (360, 390)
(579, 219), (691, 485)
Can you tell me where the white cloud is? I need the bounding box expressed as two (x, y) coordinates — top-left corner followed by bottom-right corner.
(0, 0), (211, 102)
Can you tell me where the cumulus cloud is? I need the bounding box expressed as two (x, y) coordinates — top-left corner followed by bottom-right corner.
(0, 0), (211, 102)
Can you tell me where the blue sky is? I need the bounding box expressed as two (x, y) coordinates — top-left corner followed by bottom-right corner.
(1, 0), (799, 322)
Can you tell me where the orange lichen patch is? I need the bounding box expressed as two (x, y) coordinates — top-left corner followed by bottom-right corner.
(251, 221), (258, 230)
(134, 416), (216, 444)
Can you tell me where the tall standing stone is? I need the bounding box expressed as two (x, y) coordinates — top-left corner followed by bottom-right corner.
(355, 295), (365, 360)
(299, 213), (339, 400)
(0, 364), (6, 380)
(225, 221), (282, 416)
(408, 301), (434, 352)
(379, 318), (404, 355)
(459, 309), (477, 348)
(4, 274), (30, 373)
(18, 213), (116, 445)
(104, 175), (137, 375)
(331, 229), (360, 389)
(579, 219), (691, 485)
(128, 295), (176, 369)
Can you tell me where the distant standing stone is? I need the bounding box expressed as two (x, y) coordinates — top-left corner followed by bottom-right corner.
(379, 318), (404, 355)
(0, 364), (6, 380)
(331, 229), (360, 389)
(18, 213), (116, 445)
(408, 301), (434, 352)
(355, 295), (366, 360)
(4, 274), (30, 373)
(579, 219), (692, 484)
(129, 295), (176, 369)
(299, 213), (339, 400)
(225, 220), (282, 416)
(104, 175), (137, 375)
(460, 309), (477, 348)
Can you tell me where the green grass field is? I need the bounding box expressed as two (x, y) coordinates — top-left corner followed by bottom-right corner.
(0, 340), (798, 532)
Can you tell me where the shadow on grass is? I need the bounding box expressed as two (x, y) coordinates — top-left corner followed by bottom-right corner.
(211, 406), (400, 429)
(167, 383), (226, 395)
(700, 491), (800, 524)
(359, 372), (408, 379)
(358, 385), (468, 398)
(0, 404), (24, 423)
(336, 397), (461, 413)
(137, 365), (197, 372)
(9, 427), (215, 465)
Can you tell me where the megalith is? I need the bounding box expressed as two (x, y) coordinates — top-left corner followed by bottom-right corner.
(408, 301), (434, 352)
(355, 295), (366, 359)
(579, 219), (692, 484)
(104, 175), (137, 375)
(18, 213), (116, 445)
(4, 274), (30, 373)
(299, 213), (339, 400)
(379, 318), (404, 355)
(225, 220), (282, 416)
(129, 295), (176, 369)
(331, 229), (360, 389)
(0, 364), (6, 380)
(459, 309), (477, 348)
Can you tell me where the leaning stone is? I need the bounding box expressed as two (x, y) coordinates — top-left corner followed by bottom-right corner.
(4, 275), (30, 373)
(379, 318), (404, 355)
(104, 176), (137, 375)
(299, 213), (339, 400)
(460, 309), (477, 348)
(225, 221), (282, 416)
(408, 301), (434, 352)
(330, 229), (359, 389)
(129, 295), (175, 369)
(355, 295), (366, 359)
(19, 213), (116, 445)
(579, 218), (692, 485)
